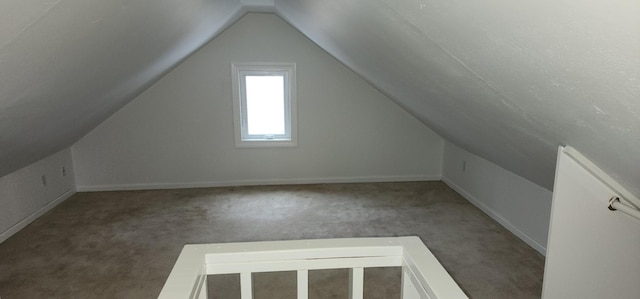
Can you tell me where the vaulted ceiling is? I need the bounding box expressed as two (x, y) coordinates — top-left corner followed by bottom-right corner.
(1, 0), (638, 196)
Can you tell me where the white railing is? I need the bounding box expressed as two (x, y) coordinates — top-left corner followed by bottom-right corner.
(158, 236), (467, 299)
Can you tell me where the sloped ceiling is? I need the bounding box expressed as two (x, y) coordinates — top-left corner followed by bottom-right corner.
(0, 0), (245, 178)
(1, 0), (638, 196)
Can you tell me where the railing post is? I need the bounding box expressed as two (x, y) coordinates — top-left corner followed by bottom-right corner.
(297, 269), (309, 299)
(197, 275), (208, 299)
(401, 268), (421, 299)
(349, 267), (364, 299)
(240, 272), (253, 299)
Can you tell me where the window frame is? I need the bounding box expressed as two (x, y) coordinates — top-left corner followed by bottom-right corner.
(231, 62), (297, 148)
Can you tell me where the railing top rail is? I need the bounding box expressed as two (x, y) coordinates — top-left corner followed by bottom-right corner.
(203, 237), (407, 264)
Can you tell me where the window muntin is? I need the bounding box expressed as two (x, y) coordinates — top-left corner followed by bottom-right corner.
(232, 63), (297, 147)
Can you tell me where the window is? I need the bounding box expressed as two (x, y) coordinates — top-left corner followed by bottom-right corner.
(232, 63), (297, 147)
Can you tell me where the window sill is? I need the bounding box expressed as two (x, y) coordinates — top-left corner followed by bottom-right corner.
(235, 139), (298, 148)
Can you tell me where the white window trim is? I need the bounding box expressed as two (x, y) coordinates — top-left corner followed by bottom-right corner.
(231, 62), (297, 148)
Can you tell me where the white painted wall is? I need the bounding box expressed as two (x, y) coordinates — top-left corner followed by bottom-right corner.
(72, 13), (444, 191)
(442, 141), (552, 255)
(0, 148), (75, 243)
(542, 147), (640, 298)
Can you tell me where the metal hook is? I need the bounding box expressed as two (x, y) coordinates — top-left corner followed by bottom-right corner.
(608, 196), (620, 211)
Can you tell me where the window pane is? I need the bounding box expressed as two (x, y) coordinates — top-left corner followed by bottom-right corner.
(245, 75), (285, 135)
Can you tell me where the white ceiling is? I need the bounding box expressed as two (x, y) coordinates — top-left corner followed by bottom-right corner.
(1, 0), (638, 196)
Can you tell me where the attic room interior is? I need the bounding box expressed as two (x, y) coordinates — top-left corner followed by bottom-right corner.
(0, 0), (638, 298)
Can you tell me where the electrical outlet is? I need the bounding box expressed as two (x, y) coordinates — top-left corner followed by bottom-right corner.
(41, 174), (47, 187)
(462, 160), (467, 173)
(62, 166), (66, 177)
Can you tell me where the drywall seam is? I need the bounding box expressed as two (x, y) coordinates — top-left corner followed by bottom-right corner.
(442, 177), (546, 255)
(378, 1), (515, 108)
(0, 0), (63, 51)
(0, 186), (76, 244)
(76, 175), (441, 192)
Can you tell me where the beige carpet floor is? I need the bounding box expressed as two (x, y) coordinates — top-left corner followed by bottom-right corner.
(0, 182), (545, 298)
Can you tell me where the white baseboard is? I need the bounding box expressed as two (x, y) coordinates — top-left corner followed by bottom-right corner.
(442, 177), (547, 256)
(0, 187), (76, 244)
(76, 175), (442, 192)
